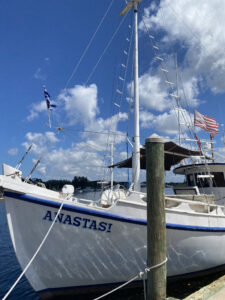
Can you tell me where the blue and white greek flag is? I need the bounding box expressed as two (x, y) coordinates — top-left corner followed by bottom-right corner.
(44, 88), (57, 110)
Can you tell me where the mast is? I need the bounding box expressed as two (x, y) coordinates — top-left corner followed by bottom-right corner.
(174, 54), (181, 145)
(110, 143), (114, 189)
(120, 0), (141, 191)
(132, 1), (140, 191)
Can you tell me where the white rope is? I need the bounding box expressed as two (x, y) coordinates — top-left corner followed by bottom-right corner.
(2, 198), (66, 300)
(93, 274), (139, 300)
(145, 257), (168, 273)
(93, 257), (168, 300)
(85, 14), (127, 85)
(64, 0), (115, 89)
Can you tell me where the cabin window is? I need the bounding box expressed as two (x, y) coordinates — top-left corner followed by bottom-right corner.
(195, 173), (210, 188)
(212, 172), (225, 187)
(187, 174), (195, 186)
(187, 172), (225, 188)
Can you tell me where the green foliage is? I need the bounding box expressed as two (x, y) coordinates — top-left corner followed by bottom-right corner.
(40, 176), (98, 191)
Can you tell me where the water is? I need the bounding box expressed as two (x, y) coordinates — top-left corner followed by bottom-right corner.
(0, 202), (40, 299)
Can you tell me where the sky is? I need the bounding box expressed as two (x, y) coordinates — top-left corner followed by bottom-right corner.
(1, 0), (225, 183)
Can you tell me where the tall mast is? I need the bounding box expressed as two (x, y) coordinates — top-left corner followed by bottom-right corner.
(110, 143), (114, 190)
(132, 1), (140, 191)
(120, 0), (141, 191)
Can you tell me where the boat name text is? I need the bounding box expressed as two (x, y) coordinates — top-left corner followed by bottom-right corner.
(43, 210), (113, 233)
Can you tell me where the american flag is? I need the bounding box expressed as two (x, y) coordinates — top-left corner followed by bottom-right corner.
(194, 110), (219, 134)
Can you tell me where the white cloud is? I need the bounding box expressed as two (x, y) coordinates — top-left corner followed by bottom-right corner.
(138, 73), (170, 112)
(179, 76), (200, 108)
(45, 132), (59, 143)
(27, 101), (46, 121)
(23, 81), (130, 180)
(32, 142), (105, 180)
(8, 148), (18, 156)
(34, 67), (46, 80)
(22, 109), (128, 180)
(141, 0), (225, 93)
(23, 131), (59, 157)
(35, 141), (130, 181)
(82, 112), (128, 150)
(140, 108), (193, 135)
(58, 84), (99, 125)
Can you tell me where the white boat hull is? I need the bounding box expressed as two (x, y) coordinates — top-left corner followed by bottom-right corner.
(4, 190), (225, 298)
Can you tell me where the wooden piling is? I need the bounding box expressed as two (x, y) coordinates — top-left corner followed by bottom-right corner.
(146, 134), (166, 300)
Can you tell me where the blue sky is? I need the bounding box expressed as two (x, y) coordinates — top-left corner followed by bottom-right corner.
(1, 0), (225, 182)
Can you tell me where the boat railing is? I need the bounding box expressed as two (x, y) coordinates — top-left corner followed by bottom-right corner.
(127, 189), (146, 196)
(72, 196), (96, 206)
(165, 195), (224, 214)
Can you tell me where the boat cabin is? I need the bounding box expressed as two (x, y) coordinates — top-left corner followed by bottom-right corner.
(173, 163), (225, 204)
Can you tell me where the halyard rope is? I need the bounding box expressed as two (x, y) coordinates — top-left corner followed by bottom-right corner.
(93, 257), (168, 300)
(64, 0), (115, 89)
(2, 197), (67, 300)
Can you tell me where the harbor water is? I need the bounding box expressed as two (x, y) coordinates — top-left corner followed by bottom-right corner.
(0, 201), (39, 299)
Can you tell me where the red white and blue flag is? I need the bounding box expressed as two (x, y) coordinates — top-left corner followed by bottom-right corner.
(194, 110), (219, 134)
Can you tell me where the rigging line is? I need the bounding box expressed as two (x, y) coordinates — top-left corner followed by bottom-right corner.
(178, 67), (195, 130)
(179, 82), (195, 131)
(59, 128), (106, 152)
(64, 0), (115, 89)
(158, 8), (195, 141)
(101, 19), (133, 183)
(142, 14), (188, 138)
(126, 34), (134, 140)
(62, 127), (127, 137)
(171, 67), (195, 142)
(142, 15), (194, 144)
(111, 21), (134, 149)
(142, 16), (181, 133)
(85, 13), (128, 85)
(169, 55), (197, 151)
(124, 27), (134, 190)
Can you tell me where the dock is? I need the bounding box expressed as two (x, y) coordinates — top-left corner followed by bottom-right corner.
(182, 275), (225, 299)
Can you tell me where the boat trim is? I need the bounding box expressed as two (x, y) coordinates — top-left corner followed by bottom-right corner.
(4, 191), (225, 232)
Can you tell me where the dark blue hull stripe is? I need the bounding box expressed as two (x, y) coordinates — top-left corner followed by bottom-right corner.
(38, 262), (225, 296)
(4, 191), (225, 232)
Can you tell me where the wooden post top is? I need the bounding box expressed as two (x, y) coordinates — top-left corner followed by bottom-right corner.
(145, 133), (164, 144)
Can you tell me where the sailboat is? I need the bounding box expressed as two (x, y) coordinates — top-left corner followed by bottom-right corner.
(2, 1), (225, 299)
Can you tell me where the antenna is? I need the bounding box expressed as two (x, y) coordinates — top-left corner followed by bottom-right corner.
(25, 160), (40, 182)
(16, 144), (33, 170)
